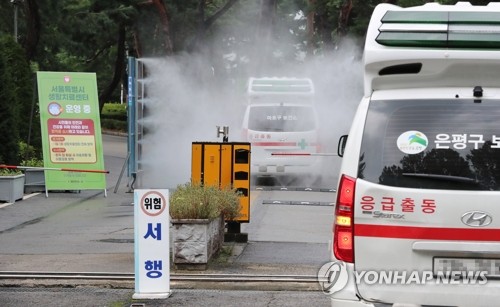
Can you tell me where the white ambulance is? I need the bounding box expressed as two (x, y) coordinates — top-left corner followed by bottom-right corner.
(241, 77), (320, 184)
(331, 2), (500, 306)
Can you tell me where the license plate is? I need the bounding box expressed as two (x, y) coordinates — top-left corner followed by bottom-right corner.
(434, 257), (500, 278)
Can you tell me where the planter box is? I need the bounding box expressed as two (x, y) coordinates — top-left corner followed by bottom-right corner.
(24, 169), (45, 193)
(0, 174), (25, 203)
(171, 216), (224, 269)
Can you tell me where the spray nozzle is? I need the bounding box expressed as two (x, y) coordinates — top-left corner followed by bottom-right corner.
(217, 126), (229, 142)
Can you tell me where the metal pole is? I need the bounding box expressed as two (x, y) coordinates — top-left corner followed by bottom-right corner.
(127, 57), (136, 179)
(114, 152), (131, 194)
(27, 76), (37, 148)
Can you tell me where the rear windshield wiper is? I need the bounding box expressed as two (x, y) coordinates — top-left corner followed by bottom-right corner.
(402, 173), (478, 184)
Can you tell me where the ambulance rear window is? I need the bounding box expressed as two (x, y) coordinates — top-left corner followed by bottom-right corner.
(248, 106), (316, 132)
(359, 99), (500, 191)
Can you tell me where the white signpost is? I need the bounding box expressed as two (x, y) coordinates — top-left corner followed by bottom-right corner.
(133, 189), (171, 299)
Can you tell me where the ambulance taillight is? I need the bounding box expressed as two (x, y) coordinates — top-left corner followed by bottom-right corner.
(333, 174), (356, 263)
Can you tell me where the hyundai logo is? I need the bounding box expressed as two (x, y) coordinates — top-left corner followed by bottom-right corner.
(461, 211), (492, 227)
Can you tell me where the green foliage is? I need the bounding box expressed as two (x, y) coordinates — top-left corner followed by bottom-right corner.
(0, 34), (36, 149)
(1, 0), (497, 151)
(0, 140), (42, 175)
(33, 0), (140, 102)
(102, 102), (127, 113)
(20, 157), (44, 167)
(0, 168), (23, 176)
(0, 34), (39, 166)
(101, 102), (127, 132)
(101, 102), (127, 120)
(101, 118), (128, 132)
(170, 182), (241, 221)
(18, 141), (42, 161)
(0, 35), (20, 166)
(210, 244), (234, 265)
(18, 140), (44, 168)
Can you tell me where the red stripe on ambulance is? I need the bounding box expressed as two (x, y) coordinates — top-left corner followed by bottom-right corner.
(251, 142), (320, 147)
(355, 224), (500, 241)
(252, 142), (297, 146)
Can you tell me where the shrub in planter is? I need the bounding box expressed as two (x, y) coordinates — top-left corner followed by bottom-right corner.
(170, 182), (241, 220)
(18, 141), (45, 193)
(21, 157), (44, 167)
(169, 182), (241, 269)
(0, 168), (22, 176)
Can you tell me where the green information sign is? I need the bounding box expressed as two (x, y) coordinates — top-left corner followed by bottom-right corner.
(37, 72), (106, 191)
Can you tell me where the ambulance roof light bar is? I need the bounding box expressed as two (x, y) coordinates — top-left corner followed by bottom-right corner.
(376, 10), (500, 48)
(363, 3), (500, 96)
(247, 77), (314, 96)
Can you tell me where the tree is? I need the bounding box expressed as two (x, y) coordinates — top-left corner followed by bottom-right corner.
(0, 35), (38, 153)
(24, 0), (41, 60)
(2, 0), (492, 114)
(21, 0), (141, 111)
(253, 0), (278, 73)
(86, 1), (140, 110)
(187, 0), (240, 52)
(151, 0), (174, 55)
(0, 36), (21, 165)
(337, 0), (353, 37)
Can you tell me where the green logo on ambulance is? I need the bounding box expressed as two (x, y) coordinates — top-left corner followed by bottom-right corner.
(397, 131), (428, 154)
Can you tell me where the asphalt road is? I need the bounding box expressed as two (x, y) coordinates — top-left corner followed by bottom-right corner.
(0, 288), (331, 307)
(0, 134), (335, 306)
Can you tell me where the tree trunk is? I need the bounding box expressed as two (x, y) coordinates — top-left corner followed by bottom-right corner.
(151, 0), (173, 56)
(188, 0), (239, 52)
(132, 27), (143, 58)
(98, 25), (126, 112)
(24, 0), (40, 61)
(337, 0), (353, 37)
(186, 0), (206, 52)
(254, 0), (277, 74)
(307, 0), (316, 57)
